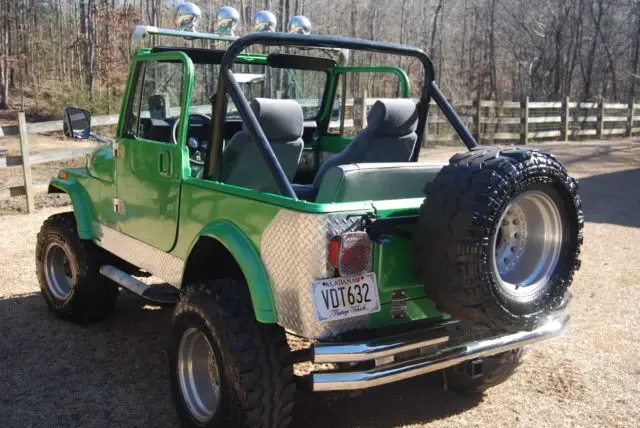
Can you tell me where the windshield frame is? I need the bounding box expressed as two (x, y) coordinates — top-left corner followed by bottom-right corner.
(151, 46), (333, 123)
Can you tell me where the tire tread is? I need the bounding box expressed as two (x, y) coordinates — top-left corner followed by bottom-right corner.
(171, 280), (295, 428)
(35, 212), (117, 323)
(415, 148), (583, 331)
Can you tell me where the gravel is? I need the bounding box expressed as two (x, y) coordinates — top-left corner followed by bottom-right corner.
(0, 139), (639, 427)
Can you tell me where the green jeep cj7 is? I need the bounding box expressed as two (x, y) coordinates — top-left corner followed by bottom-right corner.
(36, 4), (583, 427)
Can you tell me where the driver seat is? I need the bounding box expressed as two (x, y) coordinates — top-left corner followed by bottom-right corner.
(146, 94), (172, 142)
(221, 98), (304, 194)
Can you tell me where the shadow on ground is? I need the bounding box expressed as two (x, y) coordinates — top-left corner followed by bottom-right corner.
(577, 168), (640, 228)
(295, 378), (481, 427)
(0, 291), (481, 427)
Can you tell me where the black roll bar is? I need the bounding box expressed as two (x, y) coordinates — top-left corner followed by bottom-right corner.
(205, 32), (479, 197)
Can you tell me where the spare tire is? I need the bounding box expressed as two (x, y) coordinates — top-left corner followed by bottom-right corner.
(414, 147), (583, 332)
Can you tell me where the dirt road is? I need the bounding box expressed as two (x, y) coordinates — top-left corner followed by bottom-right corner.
(0, 140), (639, 427)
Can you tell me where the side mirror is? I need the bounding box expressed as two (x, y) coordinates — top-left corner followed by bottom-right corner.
(63, 107), (91, 139)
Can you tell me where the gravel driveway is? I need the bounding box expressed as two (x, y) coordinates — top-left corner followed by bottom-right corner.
(0, 140), (639, 427)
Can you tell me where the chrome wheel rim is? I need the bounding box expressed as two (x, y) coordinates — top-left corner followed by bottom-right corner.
(43, 242), (74, 300)
(178, 327), (221, 423)
(491, 190), (563, 302)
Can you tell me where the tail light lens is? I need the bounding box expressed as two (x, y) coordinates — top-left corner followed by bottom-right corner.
(328, 231), (373, 277)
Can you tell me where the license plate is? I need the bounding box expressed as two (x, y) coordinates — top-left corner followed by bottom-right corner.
(311, 273), (380, 322)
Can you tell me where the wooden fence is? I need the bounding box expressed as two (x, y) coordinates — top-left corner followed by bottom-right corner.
(345, 94), (640, 145)
(0, 112), (118, 212)
(2, 97), (639, 213)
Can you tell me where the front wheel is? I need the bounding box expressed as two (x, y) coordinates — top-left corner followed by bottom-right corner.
(36, 212), (118, 323)
(169, 280), (295, 428)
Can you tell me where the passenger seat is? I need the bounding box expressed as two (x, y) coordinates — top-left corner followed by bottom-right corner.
(294, 99), (419, 200)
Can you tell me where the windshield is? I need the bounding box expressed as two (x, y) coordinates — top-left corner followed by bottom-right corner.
(190, 62), (327, 121)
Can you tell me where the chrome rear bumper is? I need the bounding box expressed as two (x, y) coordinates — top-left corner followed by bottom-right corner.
(311, 313), (569, 392)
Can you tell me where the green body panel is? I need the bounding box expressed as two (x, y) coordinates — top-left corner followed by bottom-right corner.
(116, 138), (184, 250)
(49, 166), (119, 237)
(369, 198), (447, 327)
(49, 171), (97, 240)
(88, 145), (115, 183)
(115, 51), (194, 251)
(318, 135), (351, 154)
(179, 187), (279, 323)
(173, 180), (283, 257)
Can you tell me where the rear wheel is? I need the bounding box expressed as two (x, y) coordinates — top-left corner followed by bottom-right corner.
(169, 280), (295, 428)
(414, 148), (583, 332)
(443, 348), (525, 396)
(36, 212), (118, 323)
(492, 189), (564, 307)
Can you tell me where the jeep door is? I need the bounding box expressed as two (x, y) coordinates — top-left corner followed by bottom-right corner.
(115, 52), (193, 251)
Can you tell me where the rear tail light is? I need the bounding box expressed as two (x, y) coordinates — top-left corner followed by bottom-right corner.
(328, 231), (373, 277)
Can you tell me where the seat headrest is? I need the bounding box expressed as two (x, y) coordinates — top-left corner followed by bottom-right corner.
(367, 99), (419, 136)
(149, 94), (169, 119)
(245, 98), (304, 141)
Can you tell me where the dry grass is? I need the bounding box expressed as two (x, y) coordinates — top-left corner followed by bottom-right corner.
(0, 139), (639, 427)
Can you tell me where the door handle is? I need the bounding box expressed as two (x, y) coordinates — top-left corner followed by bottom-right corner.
(159, 151), (171, 175)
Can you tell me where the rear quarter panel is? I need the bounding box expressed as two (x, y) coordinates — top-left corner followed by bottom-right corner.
(173, 183), (447, 337)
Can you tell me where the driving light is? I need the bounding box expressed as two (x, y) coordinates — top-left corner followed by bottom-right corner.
(287, 16), (311, 34)
(215, 6), (240, 35)
(174, 2), (201, 32)
(253, 10), (277, 32)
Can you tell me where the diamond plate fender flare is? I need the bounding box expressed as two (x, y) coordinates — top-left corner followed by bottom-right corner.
(48, 176), (96, 240)
(183, 220), (277, 323)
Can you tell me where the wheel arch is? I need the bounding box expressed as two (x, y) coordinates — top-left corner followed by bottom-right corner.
(48, 177), (96, 240)
(182, 221), (277, 323)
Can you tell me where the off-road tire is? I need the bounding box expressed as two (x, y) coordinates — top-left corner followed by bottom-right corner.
(169, 280), (295, 428)
(443, 348), (525, 396)
(415, 147), (583, 332)
(36, 212), (118, 323)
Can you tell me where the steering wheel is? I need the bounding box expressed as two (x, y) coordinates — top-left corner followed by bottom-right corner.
(171, 113), (211, 166)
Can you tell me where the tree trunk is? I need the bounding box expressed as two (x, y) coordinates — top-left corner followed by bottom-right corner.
(1, 0), (10, 109)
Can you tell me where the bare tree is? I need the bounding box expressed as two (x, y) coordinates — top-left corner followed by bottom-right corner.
(0, 0), (639, 115)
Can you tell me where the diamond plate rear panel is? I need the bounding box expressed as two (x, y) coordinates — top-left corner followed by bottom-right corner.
(92, 221), (184, 286)
(261, 210), (369, 339)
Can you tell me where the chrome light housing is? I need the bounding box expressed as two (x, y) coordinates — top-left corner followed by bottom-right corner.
(175, 2), (202, 32)
(253, 10), (277, 32)
(287, 15), (311, 34)
(215, 6), (240, 35)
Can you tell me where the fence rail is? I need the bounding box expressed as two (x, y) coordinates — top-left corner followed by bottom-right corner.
(2, 96), (639, 212)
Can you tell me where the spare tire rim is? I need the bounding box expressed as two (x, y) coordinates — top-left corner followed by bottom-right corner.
(44, 242), (74, 301)
(491, 190), (563, 302)
(178, 327), (221, 423)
